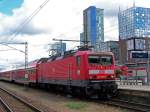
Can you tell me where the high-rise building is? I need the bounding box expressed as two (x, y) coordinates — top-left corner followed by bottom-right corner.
(83, 6), (104, 51)
(80, 32), (84, 46)
(118, 6), (150, 40)
(99, 41), (120, 63)
(51, 42), (66, 55)
(118, 6), (150, 64)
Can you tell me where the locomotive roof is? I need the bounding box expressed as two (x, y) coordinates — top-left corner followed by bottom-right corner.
(47, 50), (114, 62)
(75, 50), (114, 56)
(28, 58), (48, 67)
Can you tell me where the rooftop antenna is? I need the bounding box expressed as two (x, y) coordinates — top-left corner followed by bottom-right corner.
(133, 0), (135, 7)
(118, 6), (121, 13)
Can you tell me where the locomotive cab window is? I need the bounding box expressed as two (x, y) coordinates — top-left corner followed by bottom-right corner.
(76, 56), (81, 66)
(88, 55), (113, 65)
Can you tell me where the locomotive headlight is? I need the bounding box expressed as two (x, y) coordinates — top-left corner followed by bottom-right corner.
(111, 75), (115, 78)
(104, 70), (114, 74)
(89, 76), (93, 79)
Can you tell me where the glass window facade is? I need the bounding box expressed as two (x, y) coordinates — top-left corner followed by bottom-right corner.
(127, 39), (134, 50)
(99, 41), (119, 61)
(118, 7), (150, 40)
(51, 42), (66, 54)
(135, 39), (145, 50)
(83, 6), (104, 50)
(80, 32), (84, 46)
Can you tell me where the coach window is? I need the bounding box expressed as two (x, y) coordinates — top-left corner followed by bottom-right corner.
(76, 56), (81, 66)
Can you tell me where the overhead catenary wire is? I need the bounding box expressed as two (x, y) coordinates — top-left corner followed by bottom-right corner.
(0, 0), (50, 70)
(0, 49), (16, 52)
(8, 0), (50, 42)
(2, 0), (119, 59)
(0, 43), (25, 53)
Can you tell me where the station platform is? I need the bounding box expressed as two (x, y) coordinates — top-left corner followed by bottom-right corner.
(116, 80), (150, 92)
(118, 85), (150, 105)
(118, 85), (150, 92)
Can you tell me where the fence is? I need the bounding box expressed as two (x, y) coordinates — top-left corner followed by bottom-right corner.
(116, 79), (143, 85)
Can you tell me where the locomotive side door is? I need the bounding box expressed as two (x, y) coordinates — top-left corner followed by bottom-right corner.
(76, 56), (82, 79)
(68, 63), (72, 85)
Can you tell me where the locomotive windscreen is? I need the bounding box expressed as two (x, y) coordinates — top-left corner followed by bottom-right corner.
(88, 55), (113, 65)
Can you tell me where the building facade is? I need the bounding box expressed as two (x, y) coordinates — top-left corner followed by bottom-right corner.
(118, 6), (150, 40)
(99, 41), (120, 63)
(83, 6), (104, 51)
(118, 6), (150, 64)
(80, 32), (84, 46)
(119, 38), (150, 63)
(51, 42), (66, 55)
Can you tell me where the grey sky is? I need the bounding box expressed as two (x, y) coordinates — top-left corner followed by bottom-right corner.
(0, 0), (149, 69)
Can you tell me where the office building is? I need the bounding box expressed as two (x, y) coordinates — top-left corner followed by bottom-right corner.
(80, 32), (84, 46)
(118, 6), (150, 40)
(83, 6), (104, 51)
(51, 42), (66, 55)
(118, 6), (150, 64)
(99, 41), (120, 62)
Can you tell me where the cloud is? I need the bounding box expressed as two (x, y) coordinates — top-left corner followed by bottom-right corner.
(0, 0), (149, 39)
(0, 0), (150, 70)
(0, 0), (52, 37)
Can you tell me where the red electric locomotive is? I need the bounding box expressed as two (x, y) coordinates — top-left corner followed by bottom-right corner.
(0, 49), (117, 98)
(37, 49), (117, 97)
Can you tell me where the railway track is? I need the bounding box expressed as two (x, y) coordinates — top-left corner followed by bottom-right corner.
(1, 81), (150, 112)
(0, 87), (44, 112)
(105, 99), (150, 112)
(0, 97), (13, 112)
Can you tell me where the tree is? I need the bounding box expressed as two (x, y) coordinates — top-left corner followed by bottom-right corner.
(115, 69), (122, 78)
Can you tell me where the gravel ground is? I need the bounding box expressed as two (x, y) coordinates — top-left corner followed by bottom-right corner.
(0, 81), (130, 112)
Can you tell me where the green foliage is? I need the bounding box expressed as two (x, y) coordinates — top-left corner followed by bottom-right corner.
(65, 101), (87, 110)
(115, 69), (122, 78)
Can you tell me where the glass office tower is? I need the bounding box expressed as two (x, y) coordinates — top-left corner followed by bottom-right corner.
(118, 6), (150, 40)
(83, 6), (104, 50)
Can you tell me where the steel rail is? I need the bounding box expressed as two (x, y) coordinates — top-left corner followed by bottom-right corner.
(0, 87), (44, 112)
(105, 99), (150, 112)
(0, 97), (13, 112)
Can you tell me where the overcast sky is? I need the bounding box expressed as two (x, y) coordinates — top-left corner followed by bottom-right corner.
(0, 0), (150, 69)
